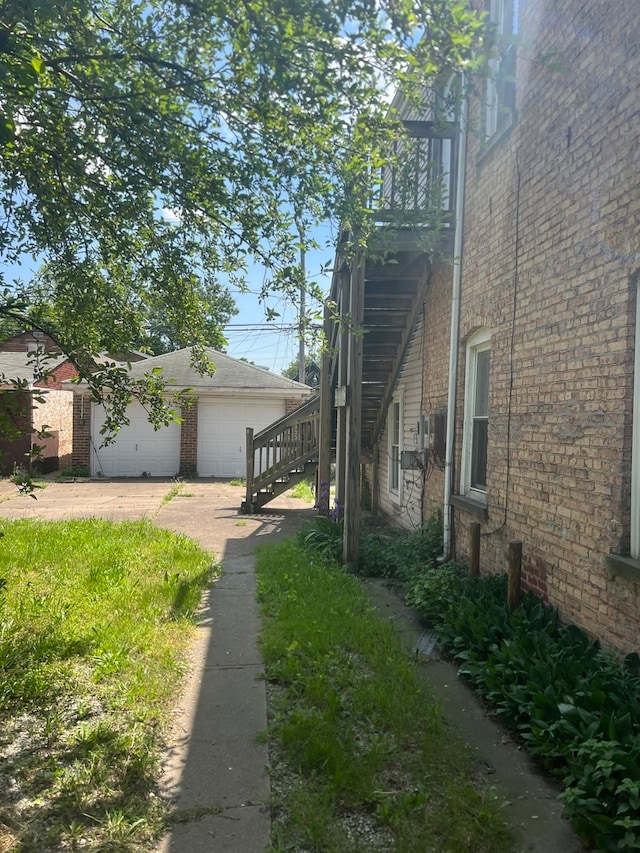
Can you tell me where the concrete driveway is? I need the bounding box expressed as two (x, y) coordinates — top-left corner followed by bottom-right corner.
(0, 476), (314, 561)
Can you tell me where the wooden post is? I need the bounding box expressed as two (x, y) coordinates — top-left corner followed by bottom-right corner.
(335, 266), (350, 515)
(343, 248), (365, 570)
(469, 522), (480, 576)
(317, 301), (333, 514)
(244, 427), (255, 513)
(371, 444), (379, 515)
(508, 540), (522, 611)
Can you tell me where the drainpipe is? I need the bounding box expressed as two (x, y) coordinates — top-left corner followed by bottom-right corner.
(442, 78), (468, 561)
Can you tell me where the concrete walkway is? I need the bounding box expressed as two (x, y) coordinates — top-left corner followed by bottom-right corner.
(0, 478), (584, 852)
(151, 485), (314, 853)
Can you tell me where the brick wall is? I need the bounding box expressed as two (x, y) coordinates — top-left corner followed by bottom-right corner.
(285, 395), (312, 415)
(179, 399), (198, 477)
(448, 0), (640, 650)
(421, 262), (454, 521)
(0, 331), (60, 353)
(71, 394), (92, 471)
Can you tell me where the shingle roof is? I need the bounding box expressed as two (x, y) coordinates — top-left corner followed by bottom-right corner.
(0, 351), (68, 386)
(93, 348), (312, 394)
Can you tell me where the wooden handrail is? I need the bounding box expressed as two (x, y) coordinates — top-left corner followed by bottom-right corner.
(244, 395), (320, 511)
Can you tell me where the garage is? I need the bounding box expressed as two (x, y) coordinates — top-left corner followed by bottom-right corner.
(197, 397), (284, 478)
(91, 400), (181, 477)
(74, 348), (312, 479)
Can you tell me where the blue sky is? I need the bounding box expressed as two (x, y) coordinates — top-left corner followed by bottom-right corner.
(0, 232), (335, 377)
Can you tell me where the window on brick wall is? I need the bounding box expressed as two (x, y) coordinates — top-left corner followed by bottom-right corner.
(485, 0), (517, 140)
(461, 329), (491, 500)
(388, 394), (403, 502)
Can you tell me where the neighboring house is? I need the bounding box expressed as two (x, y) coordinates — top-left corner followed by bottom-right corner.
(0, 330), (61, 354)
(71, 348), (312, 478)
(320, 1), (640, 652)
(0, 351), (77, 474)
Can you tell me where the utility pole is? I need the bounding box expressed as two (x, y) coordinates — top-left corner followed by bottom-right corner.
(297, 219), (306, 385)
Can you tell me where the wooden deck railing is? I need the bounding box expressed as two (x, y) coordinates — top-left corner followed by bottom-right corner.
(243, 395), (320, 512)
(371, 119), (458, 227)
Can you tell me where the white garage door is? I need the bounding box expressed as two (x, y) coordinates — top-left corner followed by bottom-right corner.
(91, 401), (181, 477)
(198, 398), (284, 478)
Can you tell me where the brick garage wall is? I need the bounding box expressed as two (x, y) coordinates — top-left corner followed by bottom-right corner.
(71, 394), (92, 471)
(451, 0), (640, 651)
(179, 399), (198, 477)
(285, 395), (312, 415)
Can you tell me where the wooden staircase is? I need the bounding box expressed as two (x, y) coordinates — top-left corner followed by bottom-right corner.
(241, 395), (320, 513)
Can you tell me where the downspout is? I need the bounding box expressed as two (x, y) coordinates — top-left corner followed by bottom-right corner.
(442, 77), (468, 560)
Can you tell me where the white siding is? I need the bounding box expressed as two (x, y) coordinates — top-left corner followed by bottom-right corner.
(377, 314), (424, 530)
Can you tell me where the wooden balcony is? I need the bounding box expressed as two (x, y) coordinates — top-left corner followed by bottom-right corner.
(326, 119), (458, 459)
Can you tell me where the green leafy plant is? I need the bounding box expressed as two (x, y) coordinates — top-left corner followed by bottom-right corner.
(406, 563), (640, 851)
(58, 464), (91, 479)
(297, 514), (344, 562)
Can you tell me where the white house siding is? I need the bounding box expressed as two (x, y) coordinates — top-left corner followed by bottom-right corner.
(377, 315), (424, 530)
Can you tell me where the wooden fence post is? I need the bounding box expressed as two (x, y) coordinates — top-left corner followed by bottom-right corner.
(244, 427), (254, 513)
(469, 522), (480, 577)
(508, 540), (522, 611)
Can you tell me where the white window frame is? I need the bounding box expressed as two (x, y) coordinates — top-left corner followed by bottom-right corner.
(461, 329), (491, 500)
(631, 288), (640, 557)
(388, 392), (403, 503)
(485, 0), (517, 141)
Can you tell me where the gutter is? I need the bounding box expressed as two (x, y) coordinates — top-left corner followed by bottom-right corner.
(442, 77), (468, 561)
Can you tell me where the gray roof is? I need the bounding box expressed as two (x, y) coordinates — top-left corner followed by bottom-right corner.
(0, 351), (67, 387)
(84, 348), (312, 394)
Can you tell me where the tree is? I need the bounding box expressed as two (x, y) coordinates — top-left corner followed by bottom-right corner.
(282, 351), (321, 382)
(0, 0), (483, 428)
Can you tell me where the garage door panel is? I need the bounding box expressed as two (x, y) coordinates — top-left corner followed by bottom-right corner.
(198, 399), (283, 478)
(91, 402), (181, 477)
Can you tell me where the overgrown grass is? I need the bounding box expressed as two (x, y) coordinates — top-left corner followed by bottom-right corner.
(288, 479), (315, 503)
(0, 518), (217, 852)
(256, 539), (513, 853)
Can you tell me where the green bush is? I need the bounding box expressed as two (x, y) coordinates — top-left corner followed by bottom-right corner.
(297, 515), (344, 562)
(408, 566), (640, 851)
(358, 517), (443, 579)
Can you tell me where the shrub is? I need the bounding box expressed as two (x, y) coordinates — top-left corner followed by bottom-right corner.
(408, 566), (640, 851)
(297, 515), (344, 562)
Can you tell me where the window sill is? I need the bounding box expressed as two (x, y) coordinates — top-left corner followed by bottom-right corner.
(476, 114), (516, 168)
(450, 493), (488, 520)
(604, 554), (640, 585)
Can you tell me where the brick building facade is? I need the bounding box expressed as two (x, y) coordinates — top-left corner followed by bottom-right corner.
(375, 0), (640, 651)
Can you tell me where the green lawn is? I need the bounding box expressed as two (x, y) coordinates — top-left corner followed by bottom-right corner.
(256, 539), (514, 853)
(0, 518), (216, 852)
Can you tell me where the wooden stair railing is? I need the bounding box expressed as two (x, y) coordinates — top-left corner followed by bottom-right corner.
(241, 395), (320, 513)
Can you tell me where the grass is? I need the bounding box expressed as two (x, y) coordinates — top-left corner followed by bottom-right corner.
(0, 517), (217, 852)
(256, 540), (514, 853)
(159, 481), (184, 506)
(288, 479), (315, 503)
